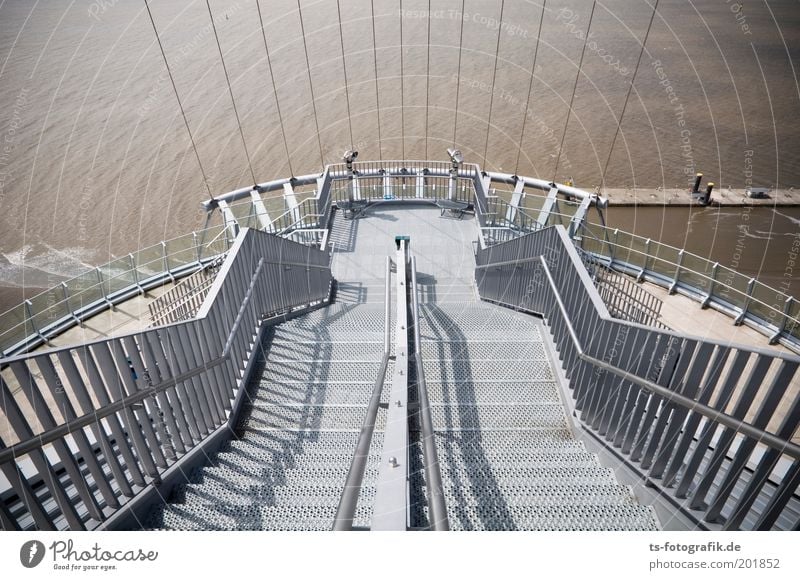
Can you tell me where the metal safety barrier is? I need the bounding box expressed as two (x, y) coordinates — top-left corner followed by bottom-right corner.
(476, 225), (800, 530)
(0, 228), (333, 531)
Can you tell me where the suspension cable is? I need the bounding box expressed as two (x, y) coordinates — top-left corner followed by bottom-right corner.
(336, 0), (354, 149)
(600, 0), (660, 192)
(296, 0), (325, 166)
(514, 0), (547, 177)
(143, 0), (214, 200)
(255, 0), (294, 177)
(553, 0), (597, 183)
(399, 0), (405, 159)
(482, 0), (506, 168)
(370, 0), (383, 161)
(452, 0), (466, 147)
(203, 0), (257, 185)
(424, 0), (431, 159)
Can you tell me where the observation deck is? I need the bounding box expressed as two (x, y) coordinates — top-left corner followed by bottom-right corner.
(0, 161), (798, 532)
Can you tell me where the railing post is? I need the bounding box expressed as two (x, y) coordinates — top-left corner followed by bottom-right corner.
(610, 228), (619, 268)
(193, 231), (202, 266)
(62, 282), (81, 326)
(129, 253), (145, 296)
(769, 296), (794, 344)
(669, 249), (684, 294)
(734, 278), (756, 325)
(701, 262), (718, 308)
(637, 238), (650, 283)
(24, 299), (46, 343)
(161, 241), (175, 283)
(96, 267), (114, 309)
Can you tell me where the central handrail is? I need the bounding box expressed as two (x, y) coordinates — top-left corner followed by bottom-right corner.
(410, 255), (449, 531)
(332, 256), (393, 530)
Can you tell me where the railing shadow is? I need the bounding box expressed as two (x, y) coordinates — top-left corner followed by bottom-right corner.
(421, 302), (515, 530)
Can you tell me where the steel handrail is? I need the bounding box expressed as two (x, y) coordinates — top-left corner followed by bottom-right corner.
(410, 255), (449, 531)
(536, 255), (800, 460)
(332, 256), (393, 530)
(0, 258), (271, 466)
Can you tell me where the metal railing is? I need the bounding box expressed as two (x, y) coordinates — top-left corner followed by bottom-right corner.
(330, 182), (476, 206)
(0, 228), (333, 530)
(476, 225), (800, 530)
(576, 222), (800, 353)
(148, 261), (222, 327)
(327, 160), (479, 179)
(579, 249), (669, 330)
(0, 224), (231, 358)
(410, 255), (449, 531)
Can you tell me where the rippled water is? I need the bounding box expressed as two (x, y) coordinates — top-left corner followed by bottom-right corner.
(0, 0), (798, 310)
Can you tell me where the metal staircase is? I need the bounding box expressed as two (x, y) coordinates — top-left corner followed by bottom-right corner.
(145, 206), (659, 531)
(414, 301), (659, 530)
(146, 303), (389, 530)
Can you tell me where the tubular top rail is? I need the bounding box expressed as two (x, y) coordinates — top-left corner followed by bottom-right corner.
(535, 255), (800, 460)
(478, 234), (800, 362)
(332, 257), (393, 530)
(410, 255), (449, 531)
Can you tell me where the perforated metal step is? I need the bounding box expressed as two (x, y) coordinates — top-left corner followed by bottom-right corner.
(148, 298), (387, 531)
(426, 381), (561, 405)
(419, 301), (660, 531)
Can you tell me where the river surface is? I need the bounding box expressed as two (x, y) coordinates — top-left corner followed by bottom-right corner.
(0, 0), (799, 312)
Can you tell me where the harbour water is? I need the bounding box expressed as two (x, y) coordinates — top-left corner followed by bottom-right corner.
(0, 0), (799, 312)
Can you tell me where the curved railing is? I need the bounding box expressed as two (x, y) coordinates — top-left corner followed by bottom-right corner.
(0, 224), (231, 358)
(2, 160), (797, 361)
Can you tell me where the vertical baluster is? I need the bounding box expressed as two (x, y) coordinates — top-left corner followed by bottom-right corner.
(753, 459), (800, 530)
(662, 345), (732, 487)
(57, 350), (133, 498)
(92, 342), (159, 478)
(0, 439), (55, 530)
(674, 350), (751, 499)
(704, 359), (798, 522)
(148, 327), (200, 445)
(35, 355), (118, 514)
(122, 335), (177, 462)
(10, 360), (104, 521)
(639, 339), (696, 470)
(174, 324), (217, 431)
(724, 392), (800, 530)
(77, 345), (146, 486)
(618, 333), (664, 453)
(0, 375), (81, 529)
(649, 341), (714, 478)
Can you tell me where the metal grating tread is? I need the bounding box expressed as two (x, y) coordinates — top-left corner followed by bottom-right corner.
(423, 359), (555, 382)
(238, 404), (378, 432)
(420, 341), (547, 360)
(439, 504), (660, 531)
(425, 381), (561, 405)
(268, 340), (385, 361)
(430, 404), (568, 431)
(253, 383), (375, 407)
(260, 361), (385, 384)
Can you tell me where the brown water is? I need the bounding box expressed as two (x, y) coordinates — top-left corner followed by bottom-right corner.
(590, 205), (800, 298)
(0, 0), (799, 310)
